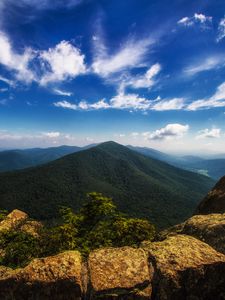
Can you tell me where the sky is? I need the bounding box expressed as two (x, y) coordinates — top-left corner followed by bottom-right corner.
(0, 0), (225, 153)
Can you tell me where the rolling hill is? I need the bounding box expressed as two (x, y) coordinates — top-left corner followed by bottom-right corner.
(0, 145), (82, 172)
(0, 141), (215, 228)
(129, 146), (225, 180)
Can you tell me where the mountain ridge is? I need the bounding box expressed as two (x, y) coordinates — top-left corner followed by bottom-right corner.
(0, 141), (214, 228)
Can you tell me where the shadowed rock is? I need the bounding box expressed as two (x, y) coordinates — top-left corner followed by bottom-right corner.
(196, 176), (225, 214)
(142, 234), (225, 300)
(88, 247), (153, 299)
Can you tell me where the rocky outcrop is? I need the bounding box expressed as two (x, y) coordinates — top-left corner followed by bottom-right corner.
(88, 247), (152, 299)
(196, 176), (225, 214)
(0, 210), (225, 299)
(158, 213), (225, 254)
(0, 209), (28, 232)
(0, 209), (42, 236)
(142, 235), (225, 300)
(0, 251), (83, 300)
(0, 236), (224, 299)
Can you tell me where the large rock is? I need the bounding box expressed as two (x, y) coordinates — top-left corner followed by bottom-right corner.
(142, 234), (225, 300)
(196, 176), (225, 214)
(0, 251), (83, 300)
(0, 209), (28, 232)
(88, 246), (152, 299)
(158, 213), (225, 255)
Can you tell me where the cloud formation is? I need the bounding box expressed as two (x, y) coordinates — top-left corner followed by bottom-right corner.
(187, 82), (225, 110)
(217, 17), (225, 42)
(92, 36), (153, 77)
(183, 55), (225, 77)
(196, 128), (221, 139)
(177, 13), (212, 29)
(0, 31), (35, 83)
(40, 41), (86, 85)
(147, 124), (189, 140)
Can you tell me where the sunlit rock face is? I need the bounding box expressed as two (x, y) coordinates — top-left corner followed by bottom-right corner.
(0, 210), (225, 299)
(142, 235), (225, 300)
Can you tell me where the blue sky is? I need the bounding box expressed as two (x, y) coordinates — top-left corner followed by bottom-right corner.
(0, 0), (225, 153)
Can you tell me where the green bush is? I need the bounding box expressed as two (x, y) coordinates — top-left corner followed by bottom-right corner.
(0, 192), (156, 267)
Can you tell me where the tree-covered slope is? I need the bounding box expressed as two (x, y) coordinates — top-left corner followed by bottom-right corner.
(0, 145), (82, 172)
(0, 142), (215, 228)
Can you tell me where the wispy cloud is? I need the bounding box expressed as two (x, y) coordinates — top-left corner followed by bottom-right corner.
(196, 128), (221, 139)
(0, 31), (35, 83)
(54, 92), (186, 112)
(53, 88), (73, 96)
(187, 82), (225, 110)
(177, 13), (212, 30)
(147, 124), (189, 141)
(183, 55), (225, 77)
(92, 36), (153, 78)
(217, 17), (225, 42)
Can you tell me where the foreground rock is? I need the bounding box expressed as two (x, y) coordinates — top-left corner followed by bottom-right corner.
(0, 209), (28, 232)
(0, 251), (83, 300)
(158, 213), (225, 254)
(142, 234), (225, 300)
(88, 247), (152, 299)
(196, 176), (225, 214)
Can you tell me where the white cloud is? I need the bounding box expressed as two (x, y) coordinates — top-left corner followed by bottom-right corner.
(122, 63), (161, 90)
(184, 55), (225, 76)
(54, 92), (187, 112)
(92, 36), (152, 77)
(42, 131), (61, 138)
(109, 92), (151, 110)
(0, 31), (35, 83)
(40, 41), (86, 85)
(187, 82), (225, 110)
(0, 75), (14, 86)
(177, 13), (212, 29)
(196, 128), (221, 139)
(53, 88), (73, 96)
(147, 124), (189, 140)
(152, 97), (185, 111)
(54, 100), (77, 110)
(217, 17), (225, 42)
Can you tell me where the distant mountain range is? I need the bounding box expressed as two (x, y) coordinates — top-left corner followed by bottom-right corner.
(1, 144), (225, 180)
(0, 141), (214, 228)
(128, 146), (225, 180)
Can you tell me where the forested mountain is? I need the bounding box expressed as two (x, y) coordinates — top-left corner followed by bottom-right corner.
(130, 146), (225, 180)
(0, 145), (82, 172)
(0, 142), (214, 228)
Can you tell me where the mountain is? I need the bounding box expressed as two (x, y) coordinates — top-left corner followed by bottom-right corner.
(0, 145), (82, 172)
(196, 175), (225, 215)
(0, 141), (214, 228)
(129, 146), (225, 179)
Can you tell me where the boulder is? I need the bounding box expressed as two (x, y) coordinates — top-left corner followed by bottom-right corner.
(0, 251), (83, 300)
(88, 246), (153, 299)
(142, 234), (225, 300)
(158, 213), (225, 255)
(0, 209), (28, 232)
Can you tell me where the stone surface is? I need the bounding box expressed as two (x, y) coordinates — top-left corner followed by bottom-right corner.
(142, 234), (225, 300)
(158, 213), (225, 255)
(0, 251), (83, 300)
(88, 246), (152, 299)
(196, 176), (225, 214)
(20, 220), (43, 237)
(0, 209), (28, 232)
